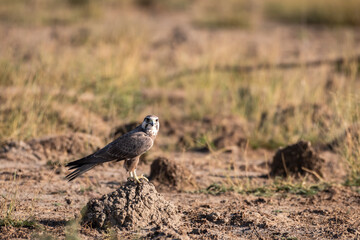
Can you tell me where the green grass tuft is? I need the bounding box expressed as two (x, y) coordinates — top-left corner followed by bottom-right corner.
(0, 218), (38, 228)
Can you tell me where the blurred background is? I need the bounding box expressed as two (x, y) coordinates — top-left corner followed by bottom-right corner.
(0, 0), (359, 168)
(1, 1), (360, 238)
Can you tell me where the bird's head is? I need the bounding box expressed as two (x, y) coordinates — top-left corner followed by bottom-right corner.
(141, 115), (159, 137)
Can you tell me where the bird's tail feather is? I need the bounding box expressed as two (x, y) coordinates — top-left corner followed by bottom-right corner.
(66, 154), (97, 167)
(65, 163), (97, 181)
(65, 154), (116, 181)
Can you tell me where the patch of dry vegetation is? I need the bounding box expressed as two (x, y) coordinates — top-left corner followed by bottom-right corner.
(134, 0), (192, 11)
(265, 0), (360, 26)
(0, 0), (103, 27)
(0, 2), (151, 140)
(336, 106), (360, 186)
(191, 0), (253, 29)
(0, 172), (38, 230)
(200, 180), (331, 197)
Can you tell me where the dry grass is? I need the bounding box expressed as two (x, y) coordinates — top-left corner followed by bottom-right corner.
(134, 0), (192, 11)
(0, 0), (103, 27)
(265, 0), (360, 26)
(337, 102), (360, 186)
(0, 172), (38, 229)
(191, 0), (253, 29)
(0, 0), (359, 184)
(199, 177), (331, 197)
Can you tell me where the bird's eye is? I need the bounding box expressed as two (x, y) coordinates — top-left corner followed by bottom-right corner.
(156, 119), (158, 122)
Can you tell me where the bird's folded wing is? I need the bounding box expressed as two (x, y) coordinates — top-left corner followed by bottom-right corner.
(97, 132), (153, 160)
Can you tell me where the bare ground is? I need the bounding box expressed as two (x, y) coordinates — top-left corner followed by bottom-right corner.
(0, 132), (359, 239)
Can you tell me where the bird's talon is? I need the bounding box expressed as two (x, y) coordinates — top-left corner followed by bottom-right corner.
(132, 174), (148, 184)
(139, 175), (149, 182)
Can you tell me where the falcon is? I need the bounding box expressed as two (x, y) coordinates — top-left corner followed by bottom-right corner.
(66, 115), (159, 183)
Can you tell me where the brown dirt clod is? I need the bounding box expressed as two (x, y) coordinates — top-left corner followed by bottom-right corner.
(149, 157), (194, 190)
(82, 180), (182, 231)
(270, 140), (325, 178)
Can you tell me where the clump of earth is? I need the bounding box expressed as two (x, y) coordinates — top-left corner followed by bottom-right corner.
(82, 180), (182, 233)
(149, 157), (195, 190)
(270, 140), (325, 179)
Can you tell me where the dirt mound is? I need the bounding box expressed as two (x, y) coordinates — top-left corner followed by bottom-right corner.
(0, 133), (102, 163)
(149, 157), (195, 190)
(82, 180), (182, 232)
(270, 141), (325, 178)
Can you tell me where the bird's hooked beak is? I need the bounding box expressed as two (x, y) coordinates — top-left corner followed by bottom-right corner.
(142, 116), (159, 133)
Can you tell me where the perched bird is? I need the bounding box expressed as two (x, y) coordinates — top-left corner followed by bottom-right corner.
(66, 115), (159, 183)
